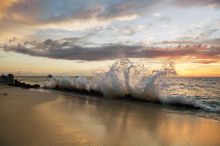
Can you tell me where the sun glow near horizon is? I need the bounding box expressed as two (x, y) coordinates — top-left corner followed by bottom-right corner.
(0, 0), (220, 77)
(0, 50), (219, 77)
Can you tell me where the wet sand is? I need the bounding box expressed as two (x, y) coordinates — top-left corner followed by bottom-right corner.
(0, 86), (220, 146)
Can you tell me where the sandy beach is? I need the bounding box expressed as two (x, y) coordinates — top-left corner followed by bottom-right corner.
(0, 85), (220, 146)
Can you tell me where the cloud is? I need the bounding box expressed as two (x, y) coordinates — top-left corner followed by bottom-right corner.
(160, 16), (171, 23)
(1, 0), (219, 40)
(110, 25), (145, 36)
(2, 38), (220, 63)
(1, 0), (220, 50)
(1, 0), (219, 24)
(1, 0), (161, 25)
(175, 19), (220, 42)
(1, 0), (219, 28)
(198, 28), (219, 40)
(194, 59), (219, 64)
(153, 12), (161, 17)
(98, 0), (161, 20)
(0, 0), (164, 37)
(174, 0), (220, 8)
(0, 0), (18, 17)
(204, 38), (220, 46)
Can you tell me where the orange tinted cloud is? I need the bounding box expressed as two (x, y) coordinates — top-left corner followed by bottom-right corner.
(2, 38), (220, 62)
(0, 0), (19, 17)
(0, 0), (17, 10)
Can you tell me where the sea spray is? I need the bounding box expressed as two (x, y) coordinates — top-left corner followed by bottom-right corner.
(95, 58), (175, 101)
(43, 58), (175, 100)
(43, 76), (102, 95)
(42, 58), (220, 112)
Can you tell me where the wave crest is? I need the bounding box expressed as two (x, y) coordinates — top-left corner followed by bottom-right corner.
(43, 58), (219, 112)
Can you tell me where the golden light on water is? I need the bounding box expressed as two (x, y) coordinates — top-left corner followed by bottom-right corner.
(32, 95), (220, 146)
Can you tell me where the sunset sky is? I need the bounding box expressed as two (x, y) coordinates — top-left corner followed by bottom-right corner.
(0, 0), (220, 76)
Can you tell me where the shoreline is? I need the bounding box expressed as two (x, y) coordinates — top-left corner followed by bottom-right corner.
(0, 86), (220, 146)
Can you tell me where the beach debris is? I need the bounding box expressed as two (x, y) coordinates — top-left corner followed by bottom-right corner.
(0, 74), (40, 89)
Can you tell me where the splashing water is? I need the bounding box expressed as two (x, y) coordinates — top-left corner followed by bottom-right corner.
(94, 58), (175, 101)
(43, 58), (175, 99)
(43, 58), (220, 112)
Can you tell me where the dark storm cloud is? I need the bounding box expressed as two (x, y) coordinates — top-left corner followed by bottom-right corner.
(2, 38), (220, 62)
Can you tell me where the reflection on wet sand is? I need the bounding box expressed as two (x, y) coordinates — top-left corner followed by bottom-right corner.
(35, 93), (220, 146)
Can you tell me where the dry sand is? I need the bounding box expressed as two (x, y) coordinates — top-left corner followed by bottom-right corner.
(0, 85), (220, 146)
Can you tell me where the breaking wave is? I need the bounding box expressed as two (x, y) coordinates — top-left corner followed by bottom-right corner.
(43, 58), (220, 112)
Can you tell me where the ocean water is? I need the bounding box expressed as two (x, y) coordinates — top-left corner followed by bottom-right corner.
(15, 59), (220, 119)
